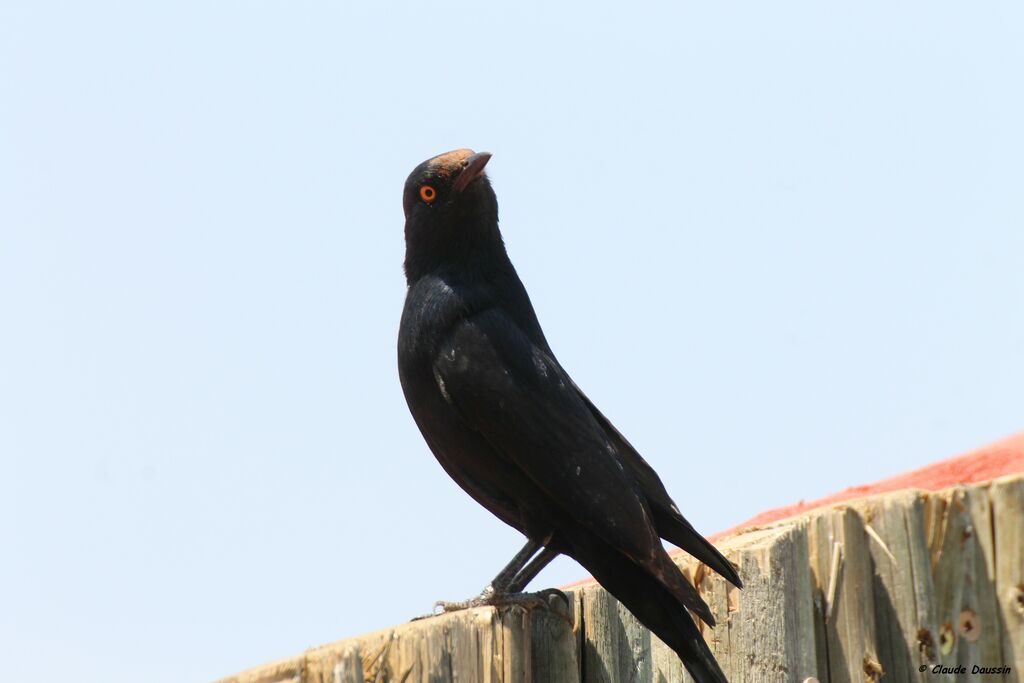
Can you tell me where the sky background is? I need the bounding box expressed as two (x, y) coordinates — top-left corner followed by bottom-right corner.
(2, 2), (1022, 681)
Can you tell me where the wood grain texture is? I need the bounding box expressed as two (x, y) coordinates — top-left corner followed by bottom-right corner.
(579, 582), (662, 683)
(808, 506), (882, 683)
(696, 523), (818, 683)
(990, 474), (1024, 683)
(925, 483), (1006, 680)
(854, 490), (937, 683)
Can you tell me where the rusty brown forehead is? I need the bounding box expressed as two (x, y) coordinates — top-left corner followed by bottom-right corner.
(427, 148), (476, 179)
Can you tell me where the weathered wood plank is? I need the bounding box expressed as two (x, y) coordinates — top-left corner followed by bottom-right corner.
(579, 580), (660, 683)
(807, 506), (882, 683)
(853, 489), (937, 683)
(697, 523), (819, 683)
(961, 483), (1006, 675)
(222, 653), (305, 683)
(925, 483), (1006, 680)
(219, 605), (577, 683)
(305, 644), (362, 683)
(990, 474), (1024, 682)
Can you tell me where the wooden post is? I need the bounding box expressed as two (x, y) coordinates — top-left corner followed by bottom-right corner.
(219, 473), (1024, 683)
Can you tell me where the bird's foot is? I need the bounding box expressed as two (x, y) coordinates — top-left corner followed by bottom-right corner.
(431, 583), (500, 614)
(490, 587), (571, 613)
(429, 586), (571, 617)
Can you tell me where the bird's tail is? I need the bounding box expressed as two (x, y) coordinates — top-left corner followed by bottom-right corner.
(653, 506), (743, 589)
(575, 544), (730, 683)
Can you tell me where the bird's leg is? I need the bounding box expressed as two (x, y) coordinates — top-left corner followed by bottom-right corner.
(433, 539), (541, 613)
(488, 538), (542, 595)
(431, 541), (570, 618)
(505, 546), (559, 593)
(504, 547), (570, 615)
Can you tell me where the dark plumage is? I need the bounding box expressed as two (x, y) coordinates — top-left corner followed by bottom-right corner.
(397, 149), (740, 683)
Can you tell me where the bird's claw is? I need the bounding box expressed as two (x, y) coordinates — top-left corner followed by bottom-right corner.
(429, 587), (571, 617)
(529, 587), (572, 612)
(432, 585), (496, 614)
(492, 588), (570, 613)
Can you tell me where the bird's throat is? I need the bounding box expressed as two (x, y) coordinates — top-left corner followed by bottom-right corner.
(403, 216), (508, 285)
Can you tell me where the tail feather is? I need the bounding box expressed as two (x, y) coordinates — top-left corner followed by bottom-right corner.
(573, 386), (742, 590)
(669, 610), (729, 683)
(649, 548), (716, 627)
(574, 542), (730, 683)
(654, 507), (743, 589)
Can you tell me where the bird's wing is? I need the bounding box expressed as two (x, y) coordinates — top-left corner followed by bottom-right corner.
(434, 307), (720, 624)
(572, 388), (742, 588)
(432, 307), (663, 565)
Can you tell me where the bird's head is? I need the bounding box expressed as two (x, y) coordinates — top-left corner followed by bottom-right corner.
(402, 149), (503, 281)
(403, 148), (495, 222)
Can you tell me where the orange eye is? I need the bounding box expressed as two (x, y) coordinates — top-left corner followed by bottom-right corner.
(419, 185), (437, 203)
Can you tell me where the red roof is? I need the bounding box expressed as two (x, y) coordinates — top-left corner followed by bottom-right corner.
(707, 430), (1024, 542)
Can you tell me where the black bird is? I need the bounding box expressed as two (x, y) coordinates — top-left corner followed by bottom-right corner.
(397, 149), (741, 683)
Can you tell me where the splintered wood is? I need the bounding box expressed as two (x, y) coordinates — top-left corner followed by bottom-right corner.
(219, 473), (1023, 683)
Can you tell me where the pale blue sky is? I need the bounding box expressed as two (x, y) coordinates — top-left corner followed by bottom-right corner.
(2, 2), (1022, 681)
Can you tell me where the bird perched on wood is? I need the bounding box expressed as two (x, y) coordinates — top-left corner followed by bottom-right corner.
(397, 149), (741, 683)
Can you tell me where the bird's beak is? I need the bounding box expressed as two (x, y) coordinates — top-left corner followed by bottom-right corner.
(451, 152), (492, 192)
